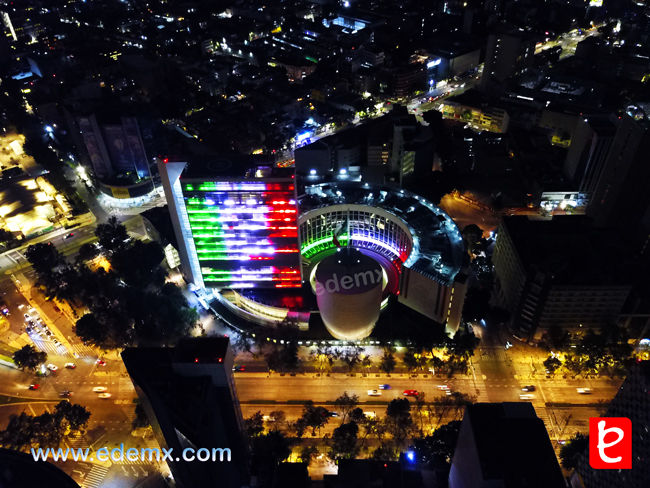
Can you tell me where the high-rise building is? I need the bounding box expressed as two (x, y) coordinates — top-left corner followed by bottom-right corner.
(572, 361), (650, 488)
(449, 403), (565, 488)
(158, 156), (302, 290)
(493, 216), (633, 343)
(480, 31), (536, 94)
(122, 338), (250, 488)
(587, 115), (650, 256)
(564, 115), (617, 195)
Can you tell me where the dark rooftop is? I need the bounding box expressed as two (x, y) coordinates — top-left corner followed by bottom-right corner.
(465, 403), (565, 488)
(173, 337), (231, 364)
(502, 215), (635, 286)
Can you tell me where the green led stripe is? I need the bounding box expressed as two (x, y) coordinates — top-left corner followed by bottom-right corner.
(301, 236), (348, 258)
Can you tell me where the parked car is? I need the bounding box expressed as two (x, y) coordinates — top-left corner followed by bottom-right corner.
(367, 390), (382, 396)
(92, 387), (107, 392)
(403, 390), (419, 397)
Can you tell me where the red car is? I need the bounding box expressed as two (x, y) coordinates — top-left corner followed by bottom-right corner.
(96, 360), (106, 366)
(29, 384), (39, 390)
(403, 390), (419, 397)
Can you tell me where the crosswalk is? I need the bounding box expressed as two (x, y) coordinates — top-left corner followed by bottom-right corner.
(66, 433), (90, 450)
(478, 347), (507, 362)
(72, 343), (97, 358)
(82, 465), (109, 488)
(31, 336), (71, 357)
(118, 377), (135, 399)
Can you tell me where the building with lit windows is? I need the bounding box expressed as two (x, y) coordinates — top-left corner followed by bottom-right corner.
(158, 156), (302, 290)
(160, 157), (467, 339)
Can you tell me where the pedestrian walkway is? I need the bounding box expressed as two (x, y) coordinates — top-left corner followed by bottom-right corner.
(82, 465), (109, 488)
(31, 336), (71, 357)
(478, 347), (507, 362)
(72, 343), (97, 358)
(66, 432), (90, 450)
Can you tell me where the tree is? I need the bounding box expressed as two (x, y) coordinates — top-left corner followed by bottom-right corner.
(386, 398), (414, 447)
(111, 240), (167, 289)
(334, 392), (360, 423)
(544, 325), (571, 352)
(74, 309), (134, 350)
(544, 356), (562, 374)
(329, 422), (360, 460)
(413, 420), (462, 465)
(301, 401), (329, 436)
(559, 433), (589, 470)
(13, 345), (47, 371)
(340, 347), (363, 373)
(380, 351), (396, 374)
(403, 348), (425, 373)
(54, 401), (91, 432)
(76, 243), (100, 264)
(95, 216), (129, 255)
(25, 243), (65, 276)
(462, 288), (492, 323)
(0, 412), (36, 450)
(132, 404), (150, 430)
(244, 411), (265, 438)
(251, 430), (293, 465)
(462, 224), (485, 256)
(0, 229), (16, 249)
(299, 445), (319, 464)
(361, 354), (372, 372)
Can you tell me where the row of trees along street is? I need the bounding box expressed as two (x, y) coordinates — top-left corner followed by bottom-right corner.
(541, 324), (637, 377)
(243, 390), (474, 472)
(25, 217), (200, 350)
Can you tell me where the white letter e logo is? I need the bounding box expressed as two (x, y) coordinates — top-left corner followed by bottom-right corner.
(598, 420), (624, 463)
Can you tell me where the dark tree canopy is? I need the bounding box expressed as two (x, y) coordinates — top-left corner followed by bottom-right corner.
(13, 345), (47, 371)
(132, 404), (150, 430)
(95, 216), (129, 254)
(329, 422), (360, 460)
(245, 411), (265, 438)
(413, 420), (462, 465)
(560, 433), (589, 470)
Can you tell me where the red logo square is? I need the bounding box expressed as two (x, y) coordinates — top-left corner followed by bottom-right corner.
(589, 417), (632, 469)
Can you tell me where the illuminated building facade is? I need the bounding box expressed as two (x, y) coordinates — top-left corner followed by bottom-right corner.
(158, 156), (302, 290)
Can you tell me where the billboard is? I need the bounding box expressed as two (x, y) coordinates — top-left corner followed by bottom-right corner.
(122, 117), (151, 178)
(103, 125), (137, 175)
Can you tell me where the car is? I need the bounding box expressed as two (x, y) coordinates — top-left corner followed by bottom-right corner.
(445, 390), (453, 396)
(46, 364), (58, 372)
(262, 415), (275, 422)
(53, 339), (60, 345)
(378, 384), (390, 390)
(363, 411), (376, 418)
(576, 388), (592, 394)
(327, 411), (339, 418)
(29, 384), (39, 390)
(45, 331), (51, 336)
(98, 393), (112, 399)
(27, 320), (34, 326)
(24, 313), (30, 319)
(96, 360), (106, 366)
(519, 394), (534, 400)
(437, 385), (450, 390)
(522, 385), (536, 392)
(233, 365), (245, 372)
(59, 391), (72, 397)
(367, 390), (382, 396)
(403, 390), (419, 397)
(64, 233), (74, 239)
(53, 305), (61, 313)
(65, 363), (76, 369)
(92, 387), (108, 392)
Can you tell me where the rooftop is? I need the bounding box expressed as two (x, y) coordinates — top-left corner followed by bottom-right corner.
(298, 182), (464, 286)
(162, 155), (293, 180)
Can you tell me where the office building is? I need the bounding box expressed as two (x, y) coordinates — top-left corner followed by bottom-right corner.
(572, 361), (650, 488)
(493, 216), (633, 343)
(122, 338), (250, 488)
(158, 155), (302, 290)
(481, 31), (536, 93)
(587, 115), (650, 256)
(449, 403), (565, 488)
(564, 115), (617, 195)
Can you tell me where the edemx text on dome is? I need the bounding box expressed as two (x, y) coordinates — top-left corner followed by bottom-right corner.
(314, 269), (383, 296)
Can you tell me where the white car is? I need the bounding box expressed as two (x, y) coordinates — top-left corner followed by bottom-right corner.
(98, 393), (112, 399)
(65, 363), (76, 369)
(577, 388), (592, 394)
(367, 390), (382, 396)
(437, 385), (449, 390)
(46, 364), (58, 372)
(92, 387), (107, 392)
(520, 394), (533, 400)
